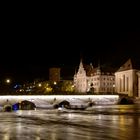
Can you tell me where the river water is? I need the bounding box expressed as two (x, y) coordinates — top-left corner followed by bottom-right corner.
(0, 104), (140, 140)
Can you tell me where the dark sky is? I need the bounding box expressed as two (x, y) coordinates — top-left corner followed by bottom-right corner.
(0, 7), (140, 83)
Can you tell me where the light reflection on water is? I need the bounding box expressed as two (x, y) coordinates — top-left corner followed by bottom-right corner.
(0, 104), (140, 140)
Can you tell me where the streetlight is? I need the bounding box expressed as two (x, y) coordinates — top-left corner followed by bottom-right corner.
(5, 78), (11, 84)
(5, 78), (12, 94)
(38, 83), (42, 87)
(54, 81), (57, 85)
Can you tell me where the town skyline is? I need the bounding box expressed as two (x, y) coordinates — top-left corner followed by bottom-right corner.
(0, 53), (140, 84)
(0, 16), (140, 83)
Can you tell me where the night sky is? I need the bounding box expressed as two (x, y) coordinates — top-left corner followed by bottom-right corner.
(0, 8), (140, 84)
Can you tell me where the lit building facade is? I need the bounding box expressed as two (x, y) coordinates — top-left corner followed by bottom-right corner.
(74, 60), (115, 93)
(137, 72), (140, 97)
(115, 58), (140, 97)
(74, 60), (87, 93)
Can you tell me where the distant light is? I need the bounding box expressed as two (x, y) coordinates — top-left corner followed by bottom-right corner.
(14, 85), (18, 88)
(6, 79), (11, 84)
(38, 83), (42, 87)
(14, 84), (21, 89)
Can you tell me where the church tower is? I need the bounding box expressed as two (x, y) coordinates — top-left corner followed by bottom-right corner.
(74, 59), (87, 93)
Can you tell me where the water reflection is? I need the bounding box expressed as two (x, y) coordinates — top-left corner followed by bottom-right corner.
(0, 104), (140, 140)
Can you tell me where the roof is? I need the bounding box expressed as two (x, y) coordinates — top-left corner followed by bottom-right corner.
(83, 64), (95, 76)
(84, 64), (115, 76)
(117, 58), (140, 72)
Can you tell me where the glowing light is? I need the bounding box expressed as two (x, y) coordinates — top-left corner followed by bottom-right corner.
(38, 83), (42, 87)
(6, 79), (11, 84)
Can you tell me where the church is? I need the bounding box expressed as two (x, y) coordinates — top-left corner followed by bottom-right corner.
(74, 58), (140, 97)
(115, 58), (140, 97)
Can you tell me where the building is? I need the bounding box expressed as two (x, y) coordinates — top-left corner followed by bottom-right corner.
(137, 72), (140, 97)
(74, 60), (115, 94)
(115, 58), (140, 97)
(74, 60), (87, 93)
(49, 68), (61, 82)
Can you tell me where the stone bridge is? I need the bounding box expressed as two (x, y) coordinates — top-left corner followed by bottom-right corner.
(0, 95), (119, 109)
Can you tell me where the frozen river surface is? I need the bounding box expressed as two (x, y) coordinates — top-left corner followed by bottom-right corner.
(0, 104), (140, 140)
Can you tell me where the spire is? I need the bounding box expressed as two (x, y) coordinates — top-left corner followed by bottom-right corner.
(77, 57), (86, 75)
(97, 58), (101, 74)
(79, 58), (84, 69)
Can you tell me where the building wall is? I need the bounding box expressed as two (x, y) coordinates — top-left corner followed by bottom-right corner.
(86, 74), (115, 93)
(74, 61), (87, 93)
(115, 69), (139, 97)
(74, 59), (140, 97)
(99, 75), (115, 93)
(137, 72), (140, 97)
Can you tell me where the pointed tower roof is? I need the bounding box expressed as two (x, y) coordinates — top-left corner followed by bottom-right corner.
(77, 58), (86, 75)
(74, 58), (84, 74)
(117, 58), (140, 72)
(79, 58), (84, 69)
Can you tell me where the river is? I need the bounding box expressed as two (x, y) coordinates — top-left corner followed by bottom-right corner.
(0, 104), (140, 140)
